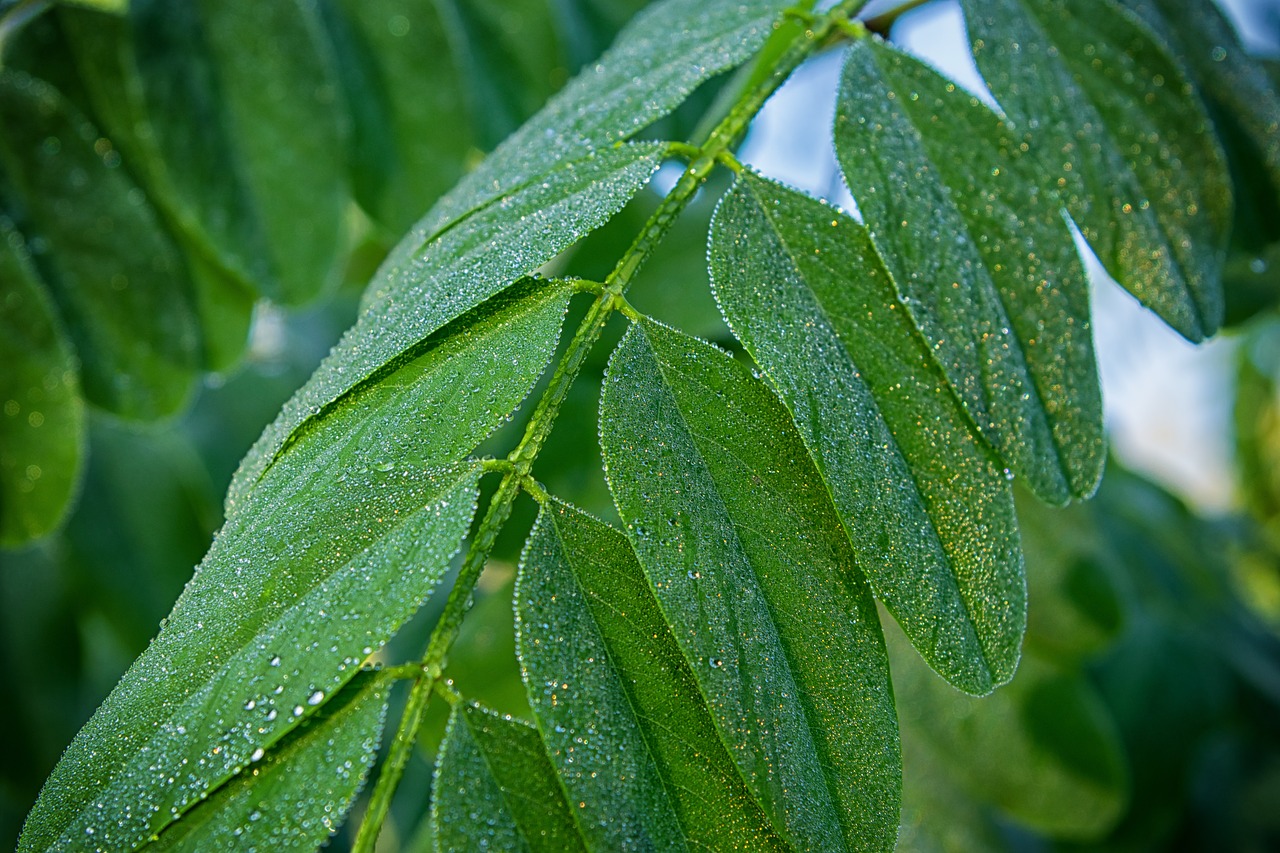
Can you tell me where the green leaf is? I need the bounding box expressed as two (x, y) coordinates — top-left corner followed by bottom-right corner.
(0, 70), (200, 420)
(834, 38), (1104, 505)
(124, 0), (348, 306)
(599, 320), (901, 852)
(145, 673), (389, 852)
(710, 171), (1024, 694)
(0, 220), (84, 547)
(516, 500), (787, 850)
(418, 0), (799, 238)
(960, 0), (1231, 341)
(889, 626), (1128, 839)
(432, 702), (584, 853)
(226, 146), (660, 513)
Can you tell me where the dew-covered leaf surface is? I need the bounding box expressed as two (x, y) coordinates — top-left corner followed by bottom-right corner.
(0, 222), (83, 547)
(961, 0), (1231, 341)
(226, 147), (658, 512)
(835, 39), (1103, 505)
(0, 70), (199, 420)
(710, 172), (1024, 694)
(516, 500), (787, 851)
(125, 0), (348, 306)
(888, 623), (1128, 839)
(432, 702), (584, 853)
(599, 320), (900, 852)
(144, 673), (388, 852)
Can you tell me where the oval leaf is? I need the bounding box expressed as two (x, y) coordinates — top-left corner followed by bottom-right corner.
(0, 221), (84, 546)
(835, 39), (1104, 504)
(709, 171), (1024, 694)
(960, 0), (1231, 340)
(599, 320), (901, 852)
(432, 702), (585, 853)
(517, 500), (788, 850)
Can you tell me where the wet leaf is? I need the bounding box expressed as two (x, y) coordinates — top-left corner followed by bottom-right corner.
(961, 0), (1231, 341)
(835, 38), (1104, 505)
(516, 500), (787, 850)
(710, 171), (1024, 694)
(599, 320), (901, 852)
(0, 70), (199, 420)
(145, 673), (389, 852)
(226, 146), (660, 512)
(0, 220), (84, 547)
(432, 702), (584, 853)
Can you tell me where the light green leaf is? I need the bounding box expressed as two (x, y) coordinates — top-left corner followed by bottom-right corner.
(417, 0), (798, 238)
(0, 70), (200, 420)
(835, 39), (1104, 505)
(0, 220), (84, 547)
(961, 0), (1231, 341)
(599, 320), (901, 852)
(888, 624), (1128, 839)
(145, 673), (389, 852)
(432, 702), (584, 853)
(19, 282), (571, 850)
(226, 147), (660, 513)
(709, 171), (1023, 694)
(125, 0), (348, 306)
(516, 500), (787, 851)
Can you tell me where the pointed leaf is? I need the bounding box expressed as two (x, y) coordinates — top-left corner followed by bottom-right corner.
(145, 673), (389, 852)
(0, 221), (84, 547)
(516, 501), (787, 851)
(709, 172), (1024, 693)
(226, 146), (661, 512)
(599, 320), (901, 852)
(432, 702), (584, 853)
(0, 70), (199, 419)
(19, 282), (571, 850)
(888, 627), (1128, 839)
(835, 39), (1103, 504)
(961, 0), (1231, 340)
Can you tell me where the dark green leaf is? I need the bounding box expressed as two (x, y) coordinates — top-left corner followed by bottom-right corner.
(145, 673), (389, 852)
(710, 171), (1024, 694)
(961, 0), (1231, 341)
(516, 500), (787, 850)
(226, 147), (660, 512)
(432, 702), (584, 853)
(599, 320), (901, 852)
(0, 70), (199, 419)
(889, 625), (1128, 839)
(0, 221), (84, 546)
(835, 38), (1104, 504)
(126, 0), (348, 306)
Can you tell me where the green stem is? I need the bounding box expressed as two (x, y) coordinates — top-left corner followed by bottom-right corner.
(352, 5), (867, 849)
(862, 0), (932, 35)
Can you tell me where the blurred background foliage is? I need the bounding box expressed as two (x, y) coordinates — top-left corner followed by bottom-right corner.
(1, 0), (1279, 849)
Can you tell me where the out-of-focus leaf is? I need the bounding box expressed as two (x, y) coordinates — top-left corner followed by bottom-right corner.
(835, 39), (1103, 505)
(888, 623), (1128, 839)
(1236, 317), (1280, 533)
(600, 320), (901, 851)
(226, 146), (660, 512)
(19, 281), (571, 851)
(432, 702), (583, 852)
(962, 0), (1231, 341)
(711, 171), (1023, 695)
(0, 70), (199, 419)
(0, 221), (83, 547)
(145, 673), (389, 852)
(516, 501), (788, 850)
(897, 737), (1007, 853)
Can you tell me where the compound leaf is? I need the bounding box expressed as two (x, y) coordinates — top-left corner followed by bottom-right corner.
(516, 500), (787, 851)
(599, 319), (900, 852)
(710, 171), (1024, 694)
(835, 38), (1103, 505)
(961, 0), (1231, 341)
(432, 702), (583, 853)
